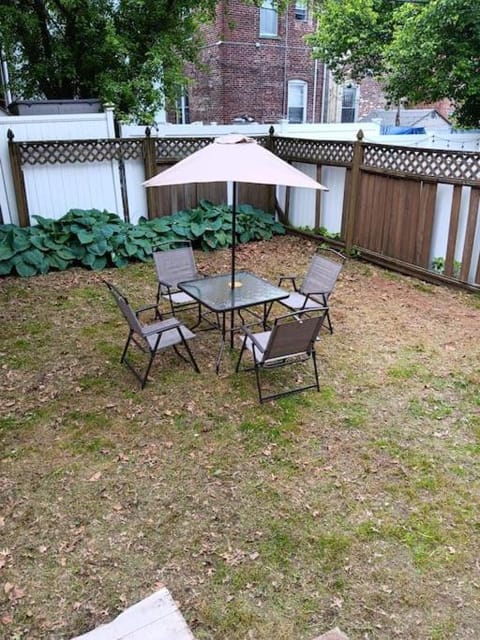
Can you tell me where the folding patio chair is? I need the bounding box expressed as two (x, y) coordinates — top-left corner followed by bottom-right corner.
(277, 248), (345, 333)
(152, 241), (204, 327)
(235, 308), (328, 403)
(104, 280), (200, 388)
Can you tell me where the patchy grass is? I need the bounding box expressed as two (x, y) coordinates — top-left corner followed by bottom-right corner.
(0, 235), (479, 640)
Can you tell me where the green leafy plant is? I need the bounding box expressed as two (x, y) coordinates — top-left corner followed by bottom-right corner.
(431, 257), (461, 278)
(0, 203), (284, 277)
(293, 224), (341, 240)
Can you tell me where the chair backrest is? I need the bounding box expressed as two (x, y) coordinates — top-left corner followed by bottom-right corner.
(104, 281), (143, 335)
(301, 251), (344, 297)
(152, 241), (198, 290)
(263, 310), (327, 362)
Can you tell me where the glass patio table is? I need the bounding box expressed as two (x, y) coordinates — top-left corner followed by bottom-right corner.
(178, 270), (288, 371)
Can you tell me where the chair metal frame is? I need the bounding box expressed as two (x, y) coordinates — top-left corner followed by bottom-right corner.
(235, 308), (328, 403)
(277, 248), (345, 333)
(104, 280), (200, 388)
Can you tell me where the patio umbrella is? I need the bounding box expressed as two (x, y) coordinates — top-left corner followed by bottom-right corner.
(143, 134), (327, 291)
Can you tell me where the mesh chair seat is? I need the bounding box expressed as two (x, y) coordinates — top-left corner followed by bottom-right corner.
(143, 321), (195, 351)
(164, 290), (197, 306)
(280, 291), (325, 311)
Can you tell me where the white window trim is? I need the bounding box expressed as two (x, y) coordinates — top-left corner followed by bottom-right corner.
(287, 80), (308, 124)
(295, 1), (308, 21)
(260, 0), (278, 37)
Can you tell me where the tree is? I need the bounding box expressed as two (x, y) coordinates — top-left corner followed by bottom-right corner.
(0, 0), (219, 123)
(308, 0), (480, 128)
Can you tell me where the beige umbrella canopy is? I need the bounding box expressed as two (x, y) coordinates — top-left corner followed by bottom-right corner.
(144, 134), (328, 287)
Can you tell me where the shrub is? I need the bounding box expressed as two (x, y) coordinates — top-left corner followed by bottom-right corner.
(0, 202), (284, 277)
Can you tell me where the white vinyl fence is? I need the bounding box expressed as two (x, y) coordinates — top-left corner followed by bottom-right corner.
(0, 107), (121, 225)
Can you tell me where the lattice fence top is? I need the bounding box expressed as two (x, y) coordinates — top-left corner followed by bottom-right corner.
(154, 137), (213, 162)
(363, 143), (480, 183)
(273, 137), (355, 166)
(14, 134), (273, 167)
(153, 135), (271, 162)
(12, 133), (480, 185)
(17, 139), (143, 165)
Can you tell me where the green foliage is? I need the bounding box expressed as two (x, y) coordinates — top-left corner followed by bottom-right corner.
(295, 225), (341, 240)
(431, 256), (462, 278)
(0, 203), (284, 278)
(309, 0), (480, 128)
(308, 0), (394, 82)
(0, 0), (220, 123)
(384, 0), (480, 128)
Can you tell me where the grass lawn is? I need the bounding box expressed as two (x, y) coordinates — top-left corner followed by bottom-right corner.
(1, 234), (479, 640)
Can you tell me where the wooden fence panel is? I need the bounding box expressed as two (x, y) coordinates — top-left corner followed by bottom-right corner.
(238, 183), (273, 212)
(387, 177), (423, 263)
(149, 182), (228, 217)
(353, 172), (383, 253)
(444, 185), (462, 277)
(353, 173), (436, 266)
(416, 182), (437, 268)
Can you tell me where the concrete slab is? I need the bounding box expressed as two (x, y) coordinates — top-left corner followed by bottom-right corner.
(71, 587), (195, 640)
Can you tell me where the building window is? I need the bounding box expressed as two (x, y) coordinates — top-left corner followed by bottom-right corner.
(295, 1), (308, 21)
(341, 84), (357, 123)
(175, 91), (190, 124)
(288, 80), (307, 123)
(260, 1), (278, 37)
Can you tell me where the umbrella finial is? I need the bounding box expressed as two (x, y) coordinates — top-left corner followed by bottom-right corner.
(214, 134), (256, 145)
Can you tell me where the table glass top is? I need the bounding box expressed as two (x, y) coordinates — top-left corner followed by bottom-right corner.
(178, 271), (288, 312)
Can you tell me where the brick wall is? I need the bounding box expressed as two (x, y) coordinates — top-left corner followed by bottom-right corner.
(358, 77), (454, 122)
(187, 1), (325, 125)
(358, 77), (387, 119)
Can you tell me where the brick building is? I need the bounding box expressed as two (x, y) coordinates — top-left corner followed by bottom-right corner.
(182, 1), (328, 125)
(177, 1), (449, 128)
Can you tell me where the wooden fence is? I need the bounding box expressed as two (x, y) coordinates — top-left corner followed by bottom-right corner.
(6, 128), (480, 291)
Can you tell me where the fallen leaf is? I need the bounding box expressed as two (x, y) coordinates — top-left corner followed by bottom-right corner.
(88, 471), (102, 482)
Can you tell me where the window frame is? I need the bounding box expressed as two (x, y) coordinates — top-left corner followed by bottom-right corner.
(341, 84), (357, 123)
(294, 1), (308, 21)
(259, 0), (278, 37)
(287, 80), (308, 124)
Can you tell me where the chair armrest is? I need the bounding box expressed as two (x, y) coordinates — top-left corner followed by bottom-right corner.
(142, 317), (181, 336)
(158, 278), (175, 290)
(278, 275), (299, 290)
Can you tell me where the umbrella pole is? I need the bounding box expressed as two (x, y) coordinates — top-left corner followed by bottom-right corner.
(230, 182), (237, 347)
(231, 181), (236, 289)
